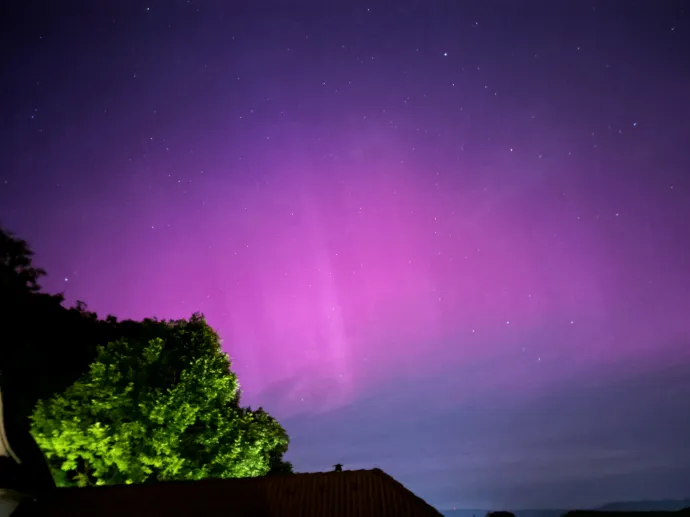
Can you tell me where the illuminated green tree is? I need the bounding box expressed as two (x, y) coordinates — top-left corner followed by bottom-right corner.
(30, 314), (292, 487)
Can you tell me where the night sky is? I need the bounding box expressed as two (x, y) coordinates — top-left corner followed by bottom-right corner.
(2, 0), (690, 510)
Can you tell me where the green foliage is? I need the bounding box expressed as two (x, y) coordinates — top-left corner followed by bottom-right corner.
(31, 314), (292, 486)
(2, 225), (292, 487)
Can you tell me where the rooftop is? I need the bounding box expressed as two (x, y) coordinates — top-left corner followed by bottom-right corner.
(14, 468), (445, 517)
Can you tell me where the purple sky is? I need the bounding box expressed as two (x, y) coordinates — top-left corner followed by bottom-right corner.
(2, 0), (690, 510)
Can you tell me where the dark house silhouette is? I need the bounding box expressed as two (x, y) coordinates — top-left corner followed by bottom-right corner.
(0, 383), (442, 517)
(2, 401), (442, 517)
(11, 468), (444, 517)
(2, 373), (443, 517)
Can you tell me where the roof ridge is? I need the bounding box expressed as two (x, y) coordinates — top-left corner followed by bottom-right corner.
(272, 468), (382, 477)
(49, 467), (391, 489)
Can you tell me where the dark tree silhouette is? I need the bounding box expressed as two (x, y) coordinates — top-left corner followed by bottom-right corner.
(0, 226), (202, 424)
(0, 225), (293, 486)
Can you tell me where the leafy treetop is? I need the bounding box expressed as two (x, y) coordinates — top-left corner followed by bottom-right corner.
(31, 314), (293, 487)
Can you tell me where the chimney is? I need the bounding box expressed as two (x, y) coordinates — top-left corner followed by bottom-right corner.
(333, 463), (343, 472)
